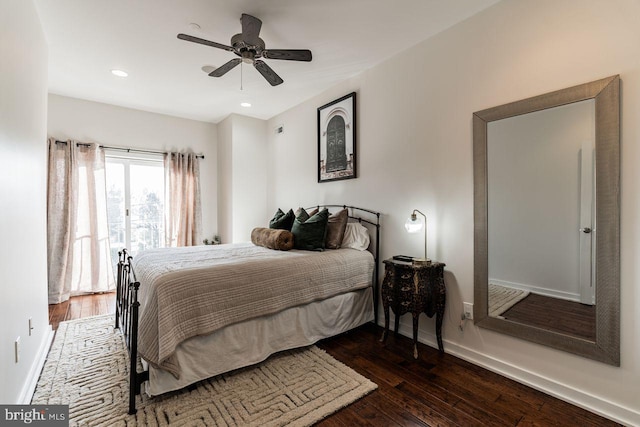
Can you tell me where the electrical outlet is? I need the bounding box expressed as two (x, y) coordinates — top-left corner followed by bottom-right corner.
(463, 302), (474, 320)
(15, 336), (20, 363)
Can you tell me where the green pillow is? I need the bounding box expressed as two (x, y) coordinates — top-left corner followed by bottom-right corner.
(291, 208), (329, 250)
(269, 208), (295, 230)
(295, 207), (310, 223)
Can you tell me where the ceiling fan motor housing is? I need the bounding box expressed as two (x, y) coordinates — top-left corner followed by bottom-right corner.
(231, 33), (265, 57)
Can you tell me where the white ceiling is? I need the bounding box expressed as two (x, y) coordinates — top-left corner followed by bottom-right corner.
(34, 0), (499, 123)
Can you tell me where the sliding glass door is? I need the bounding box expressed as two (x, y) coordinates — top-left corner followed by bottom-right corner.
(105, 156), (165, 266)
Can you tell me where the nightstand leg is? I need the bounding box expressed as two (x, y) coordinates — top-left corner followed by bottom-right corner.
(413, 314), (419, 359)
(436, 310), (444, 352)
(436, 286), (446, 352)
(394, 310), (400, 336)
(380, 302), (390, 343)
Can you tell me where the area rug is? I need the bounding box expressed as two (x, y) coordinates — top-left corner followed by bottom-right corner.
(32, 314), (377, 426)
(489, 283), (530, 318)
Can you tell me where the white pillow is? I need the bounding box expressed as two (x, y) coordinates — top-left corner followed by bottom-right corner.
(341, 222), (370, 251)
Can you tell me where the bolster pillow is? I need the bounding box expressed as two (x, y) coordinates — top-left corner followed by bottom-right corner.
(251, 227), (295, 251)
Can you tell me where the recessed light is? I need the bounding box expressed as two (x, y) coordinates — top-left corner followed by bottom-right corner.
(111, 69), (128, 77)
(240, 102), (252, 108)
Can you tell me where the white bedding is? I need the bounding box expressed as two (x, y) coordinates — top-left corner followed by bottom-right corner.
(131, 242), (376, 394)
(133, 243), (375, 377)
(145, 287), (374, 396)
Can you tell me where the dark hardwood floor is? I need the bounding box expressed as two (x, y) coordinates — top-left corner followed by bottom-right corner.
(49, 293), (618, 426)
(501, 293), (596, 341)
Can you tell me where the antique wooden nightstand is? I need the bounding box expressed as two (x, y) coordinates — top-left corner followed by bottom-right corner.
(380, 258), (446, 358)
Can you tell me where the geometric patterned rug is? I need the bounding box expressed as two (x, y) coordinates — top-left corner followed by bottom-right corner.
(32, 314), (377, 426)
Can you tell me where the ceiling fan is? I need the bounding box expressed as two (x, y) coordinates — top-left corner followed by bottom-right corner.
(177, 13), (312, 86)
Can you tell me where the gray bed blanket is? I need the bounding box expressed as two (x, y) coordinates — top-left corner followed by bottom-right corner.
(132, 243), (374, 378)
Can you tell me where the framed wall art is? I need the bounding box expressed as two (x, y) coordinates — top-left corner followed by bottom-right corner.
(317, 92), (356, 183)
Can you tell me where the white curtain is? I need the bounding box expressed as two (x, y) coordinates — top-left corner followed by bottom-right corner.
(47, 138), (115, 304)
(164, 152), (202, 247)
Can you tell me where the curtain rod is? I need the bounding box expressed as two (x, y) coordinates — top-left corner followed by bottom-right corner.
(54, 140), (205, 159)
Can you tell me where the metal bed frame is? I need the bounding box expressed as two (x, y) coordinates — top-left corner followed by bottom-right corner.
(115, 204), (381, 415)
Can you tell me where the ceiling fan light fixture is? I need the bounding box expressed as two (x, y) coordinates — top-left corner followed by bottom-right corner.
(241, 50), (254, 64)
(111, 69), (128, 78)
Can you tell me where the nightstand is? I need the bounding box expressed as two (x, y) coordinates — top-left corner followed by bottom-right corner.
(380, 258), (446, 358)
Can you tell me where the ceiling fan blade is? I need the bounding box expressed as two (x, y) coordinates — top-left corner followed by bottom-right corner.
(254, 60), (283, 86)
(177, 33), (234, 52)
(263, 49), (312, 62)
(241, 14), (262, 45)
(209, 59), (242, 77)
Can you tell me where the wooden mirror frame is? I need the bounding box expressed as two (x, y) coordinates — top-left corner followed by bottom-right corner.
(473, 75), (620, 365)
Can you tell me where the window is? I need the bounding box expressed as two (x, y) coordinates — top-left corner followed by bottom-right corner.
(105, 155), (165, 266)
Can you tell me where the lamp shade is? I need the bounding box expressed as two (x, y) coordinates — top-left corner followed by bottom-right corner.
(405, 214), (424, 233)
(405, 209), (430, 264)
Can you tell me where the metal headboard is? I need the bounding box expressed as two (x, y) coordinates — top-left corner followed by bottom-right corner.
(306, 205), (382, 324)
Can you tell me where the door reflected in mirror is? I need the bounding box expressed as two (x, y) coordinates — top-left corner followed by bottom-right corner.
(487, 100), (596, 342)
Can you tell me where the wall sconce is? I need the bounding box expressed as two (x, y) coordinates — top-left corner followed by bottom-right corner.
(405, 209), (430, 265)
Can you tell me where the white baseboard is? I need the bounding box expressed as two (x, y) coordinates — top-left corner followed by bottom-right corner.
(489, 278), (580, 302)
(18, 326), (54, 404)
(382, 318), (638, 426)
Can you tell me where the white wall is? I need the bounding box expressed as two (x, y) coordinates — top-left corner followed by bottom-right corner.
(0, 0), (52, 403)
(231, 115), (268, 242)
(47, 94), (218, 241)
(217, 114), (268, 243)
(217, 117), (233, 243)
(266, 0), (640, 424)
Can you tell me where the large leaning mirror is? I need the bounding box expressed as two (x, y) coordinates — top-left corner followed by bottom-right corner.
(473, 75), (620, 365)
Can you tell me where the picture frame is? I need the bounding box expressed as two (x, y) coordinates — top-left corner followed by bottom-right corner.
(317, 92), (356, 183)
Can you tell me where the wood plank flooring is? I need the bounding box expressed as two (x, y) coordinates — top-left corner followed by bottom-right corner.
(49, 293), (618, 426)
(501, 293), (596, 341)
(48, 292), (115, 331)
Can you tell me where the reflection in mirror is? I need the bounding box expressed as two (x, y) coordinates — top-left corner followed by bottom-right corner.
(473, 75), (620, 366)
(487, 100), (596, 341)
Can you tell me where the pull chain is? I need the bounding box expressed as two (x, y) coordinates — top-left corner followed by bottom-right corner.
(240, 61), (243, 90)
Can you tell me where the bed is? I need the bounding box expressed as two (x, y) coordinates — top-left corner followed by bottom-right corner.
(115, 205), (381, 415)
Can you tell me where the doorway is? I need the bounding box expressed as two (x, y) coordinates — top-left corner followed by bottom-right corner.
(105, 155), (165, 266)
